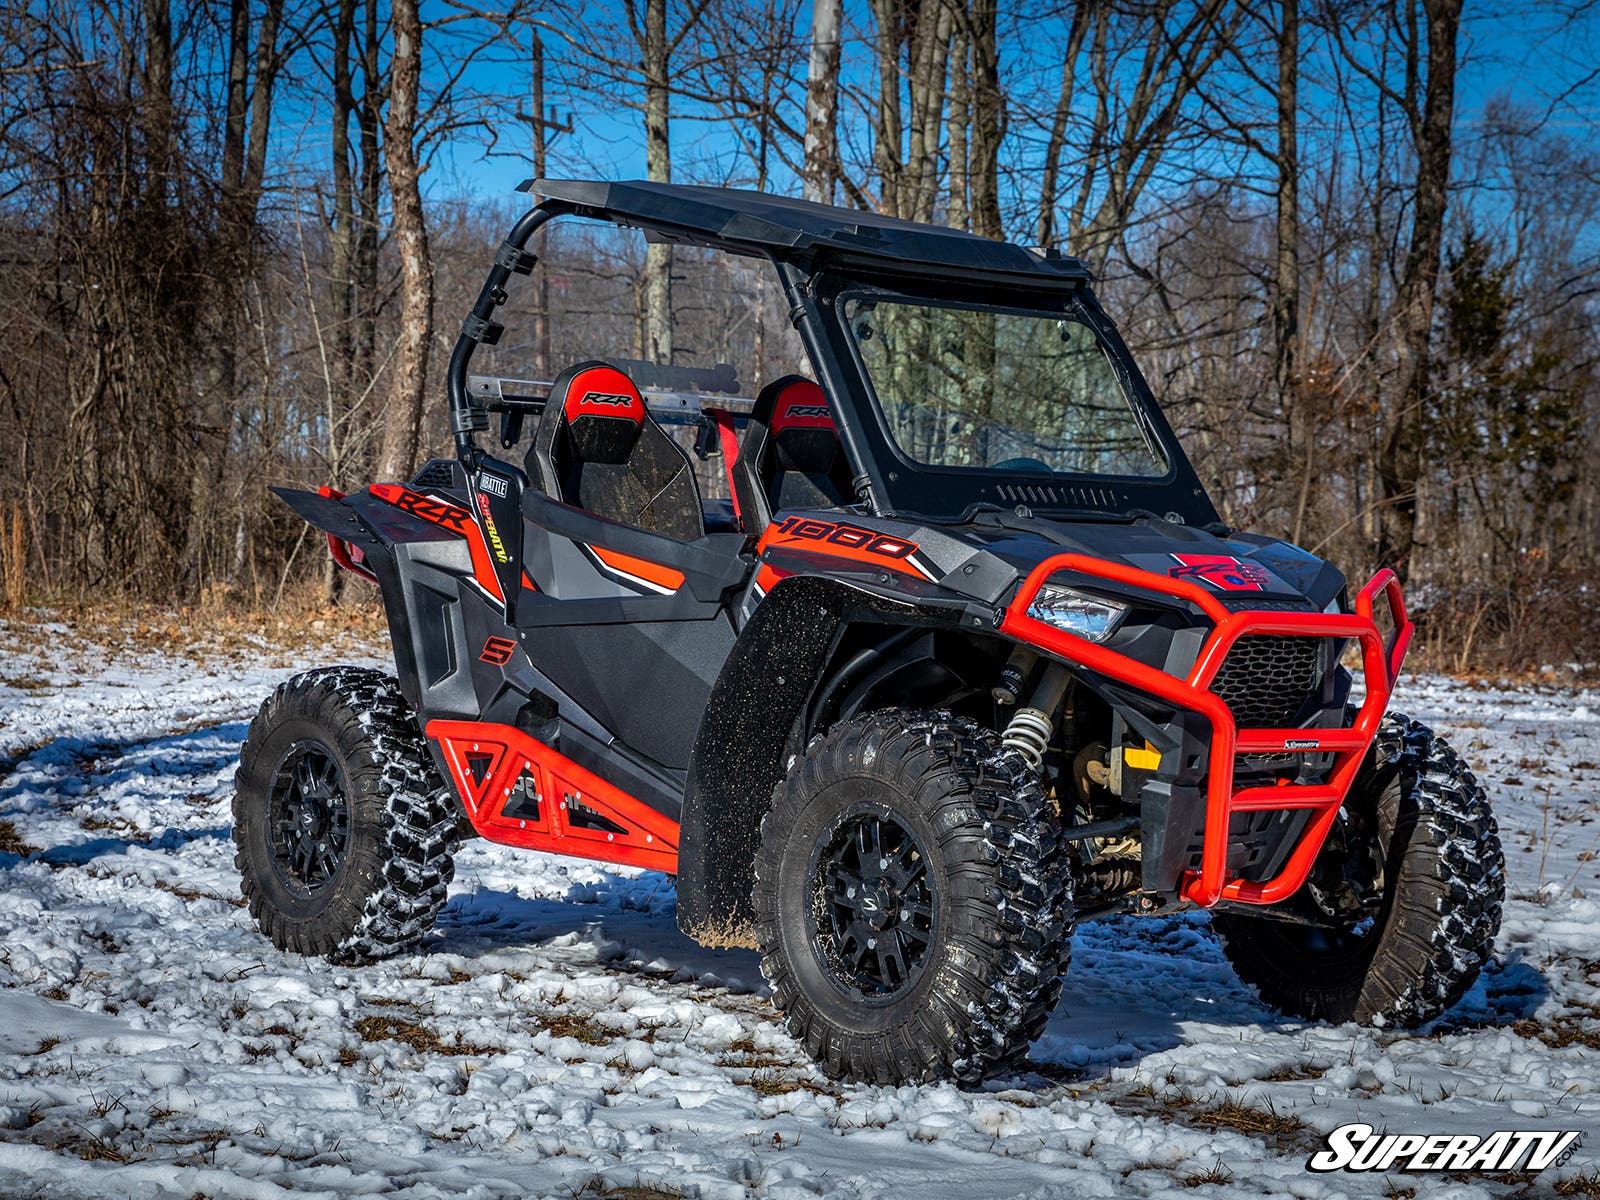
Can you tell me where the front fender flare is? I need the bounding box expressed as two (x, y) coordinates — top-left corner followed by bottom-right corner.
(674, 576), (858, 947)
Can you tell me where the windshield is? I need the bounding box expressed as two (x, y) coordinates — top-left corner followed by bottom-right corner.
(842, 295), (1169, 479)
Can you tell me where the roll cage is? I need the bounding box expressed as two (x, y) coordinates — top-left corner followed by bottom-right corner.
(443, 178), (1219, 528)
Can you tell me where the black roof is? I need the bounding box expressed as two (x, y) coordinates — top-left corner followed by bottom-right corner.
(521, 178), (1092, 285)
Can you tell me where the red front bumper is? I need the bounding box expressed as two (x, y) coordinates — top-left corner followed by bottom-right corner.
(999, 555), (1413, 909)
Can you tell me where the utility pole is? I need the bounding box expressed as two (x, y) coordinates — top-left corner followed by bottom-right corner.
(524, 31), (572, 380)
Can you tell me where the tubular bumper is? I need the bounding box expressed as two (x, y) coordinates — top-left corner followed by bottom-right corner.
(999, 556), (1413, 909)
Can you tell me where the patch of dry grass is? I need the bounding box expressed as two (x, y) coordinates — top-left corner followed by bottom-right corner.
(1511, 1016), (1600, 1051)
(0, 819), (39, 857)
(354, 1013), (497, 1057)
(1179, 1161), (1233, 1188)
(1256, 1061), (1326, 1082)
(538, 1011), (610, 1046)
(569, 1179), (686, 1200)
(150, 878), (246, 908)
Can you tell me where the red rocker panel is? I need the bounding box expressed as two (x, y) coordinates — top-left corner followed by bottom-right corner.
(428, 720), (680, 874)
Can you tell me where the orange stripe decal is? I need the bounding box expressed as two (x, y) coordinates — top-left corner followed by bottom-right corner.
(590, 545), (685, 592)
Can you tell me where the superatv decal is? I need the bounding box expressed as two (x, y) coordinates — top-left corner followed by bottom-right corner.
(369, 484), (506, 604)
(1167, 553), (1271, 591)
(758, 516), (940, 583)
(479, 636), (516, 665)
(476, 493), (510, 563)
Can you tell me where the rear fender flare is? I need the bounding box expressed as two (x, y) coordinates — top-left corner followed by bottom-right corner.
(271, 487), (467, 711)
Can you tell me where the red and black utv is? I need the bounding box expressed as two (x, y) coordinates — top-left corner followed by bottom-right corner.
(235, 179), (1503, 1085)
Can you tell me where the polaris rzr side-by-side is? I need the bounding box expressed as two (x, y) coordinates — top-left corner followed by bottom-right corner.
(234, 179), (1504, 1085)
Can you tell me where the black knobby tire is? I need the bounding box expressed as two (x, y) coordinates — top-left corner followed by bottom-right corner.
(1214, 711), (1504, 1026)
(752, 709), (1073, 1085)
(233, 667), (460, 962)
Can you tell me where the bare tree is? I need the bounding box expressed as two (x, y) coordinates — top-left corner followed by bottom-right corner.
(802, 0), (842, 202)
(376, 0), (433, 481)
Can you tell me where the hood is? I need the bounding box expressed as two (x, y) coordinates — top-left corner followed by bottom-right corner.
(953, 516), (1348, 612)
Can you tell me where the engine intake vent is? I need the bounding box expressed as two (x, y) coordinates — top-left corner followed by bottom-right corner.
(992, 481), (1124, 509)
(409, 458), (460, 493)
(1210, 635), (1322, 728)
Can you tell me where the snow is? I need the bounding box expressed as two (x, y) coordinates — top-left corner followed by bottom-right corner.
(2, 616), (1599, 1198)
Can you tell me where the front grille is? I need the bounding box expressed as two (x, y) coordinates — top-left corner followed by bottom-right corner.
(1216, 595), (1317, 613)
(1211, 635), (1322, 728)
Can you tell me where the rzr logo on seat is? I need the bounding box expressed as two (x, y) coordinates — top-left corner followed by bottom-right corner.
(578, 391), (633, 408)
(773, 515), (916, 559)
(1168, 553), (1271, 591)
(784, 404), (831, 420)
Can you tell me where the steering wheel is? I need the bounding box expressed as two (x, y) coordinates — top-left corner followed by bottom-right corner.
(992, 457), (1052, 473)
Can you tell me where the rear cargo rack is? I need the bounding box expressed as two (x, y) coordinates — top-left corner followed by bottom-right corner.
(1001, 557), (1412, 908)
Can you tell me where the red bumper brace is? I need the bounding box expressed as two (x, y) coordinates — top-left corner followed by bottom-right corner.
(999, 556), (1413, 908)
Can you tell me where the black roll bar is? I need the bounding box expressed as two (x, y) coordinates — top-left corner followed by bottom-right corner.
(447, 200), (575, 464)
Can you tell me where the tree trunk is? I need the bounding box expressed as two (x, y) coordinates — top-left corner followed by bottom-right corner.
(242, 0), (285, 208)
(947, 19), (969, 230)
(1036, 2), (1089, 247)
(802, 0), (842, 203)
(141, 0), (174, 200)
(967, 0), (1002, 239)
(904, 0), (953, 224)
(642, 0), (673, 364)
(869, 0), (903, 216)
(330, 0), (357, 399)
(1276, 0), (1306, 543)
(531, 31), (552, 378)
(376, 0), (433, 482)
(1378, 0), (1461, 575)
(222, 0), (250, 202)
(353, 0), (383, 418)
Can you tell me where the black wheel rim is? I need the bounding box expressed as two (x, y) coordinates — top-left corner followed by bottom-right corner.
(807, 805), (936, 1004)
(268, 742), (351, 897)
(1280, 811), (1390, 958)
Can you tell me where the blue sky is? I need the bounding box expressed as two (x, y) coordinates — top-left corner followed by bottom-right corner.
(247, 0), (1600, 253)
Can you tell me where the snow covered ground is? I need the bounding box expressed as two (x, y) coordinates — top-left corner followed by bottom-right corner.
(2, 615), (1598, 1199)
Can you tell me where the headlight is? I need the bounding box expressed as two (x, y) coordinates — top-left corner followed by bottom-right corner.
(1025, 583), (1129, 642)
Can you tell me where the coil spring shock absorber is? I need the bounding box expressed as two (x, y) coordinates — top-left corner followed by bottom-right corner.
(1000, 661), (1072, 771)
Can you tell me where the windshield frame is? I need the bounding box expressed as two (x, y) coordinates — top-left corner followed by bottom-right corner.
(802, 268), (1218, 527)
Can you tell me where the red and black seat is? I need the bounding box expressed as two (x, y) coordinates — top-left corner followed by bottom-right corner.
(529, 361), (704, 542)
(732, 375), (854, 532)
